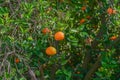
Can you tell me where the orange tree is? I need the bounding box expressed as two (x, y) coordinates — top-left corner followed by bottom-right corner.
(0, 0), (120, 80)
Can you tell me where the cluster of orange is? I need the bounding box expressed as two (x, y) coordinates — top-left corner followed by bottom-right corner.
(79, 16), (91, 24)
(15, 28), (65, 63)
(79, 6), (91, 24)
(15, 7), (117, 63)
(80, 7), (117, 24)
(107, 7), (117, 40)
(80, 6), (118, 42)
(107, 7), (117, 15)
(42, 28), (65, 56)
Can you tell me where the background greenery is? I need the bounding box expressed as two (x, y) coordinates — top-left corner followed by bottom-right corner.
(0, 0), (120, 80)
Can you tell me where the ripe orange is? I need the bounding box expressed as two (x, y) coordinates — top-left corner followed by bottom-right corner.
(15, 58), (20, 63)
(81, 6), (86, 11)
(42, 28), (50, 34)
(46, 46), (57, 56)
(110, 36), (117, 40)
(86, 16), (91, 19)
(107, 8), (113, 15)
(113, 10), (117, 14)
(107, 8), (117, 15)
(54, 31), (64, 41)
(80, 19), (85, 24)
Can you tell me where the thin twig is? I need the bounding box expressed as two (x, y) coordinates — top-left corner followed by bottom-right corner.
(0, 51), (15, 75)
(38, 60), (45, 80)
(23, 60), (37, 80)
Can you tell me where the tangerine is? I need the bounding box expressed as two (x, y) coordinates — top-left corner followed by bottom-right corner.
(86, 16), (91, 19)
(15, 58), (20, 63)
(107, 8), (113, 15)
(113, 10), (117, 14)
(54, 31), (64, 41)
(46, 46), (57, 56)
(42, 28), (50, 34)
(80, 19), (85, 24)
(81, 6), (86, 11)
(110, 36), (117, 40)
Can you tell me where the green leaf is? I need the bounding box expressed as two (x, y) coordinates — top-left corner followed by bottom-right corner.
(0, 28), (8, 34)
(20, 77), (26, 80)
(28, 36), (33, 41)
(79, 25), (85, 31)
(56, 69), (62, 75)
(70, 29), (78, 33)
(80, 32), (89, 37)
(61, 60), (68, 65)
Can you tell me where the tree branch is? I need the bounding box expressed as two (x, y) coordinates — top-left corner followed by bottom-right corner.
(0, 51), (14, 75)
(83, 55), (102, 80)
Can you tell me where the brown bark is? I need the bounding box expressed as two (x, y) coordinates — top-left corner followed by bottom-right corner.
(82, 50), (91, 70)
(83, 55), (102, 80)
(23, 60), (37, 80)
(50, 64), (57, 80)
(38, 60), (45, 80)
(28, 67), (37, 80)
(39, 65), (45, 80)
(82, 14), (106, 71)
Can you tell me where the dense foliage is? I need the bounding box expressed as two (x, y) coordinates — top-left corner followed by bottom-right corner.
(0, 0), (120, 80)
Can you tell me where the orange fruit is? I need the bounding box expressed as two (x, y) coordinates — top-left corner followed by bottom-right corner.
(80, 19), (85, 24)
(46, 46), (57, 56)
(42, 28), (50, 34)
(113, 10), (117, 14)
(110, 36), (117, 40)
(54, 31), (65, 41)
(15, 58), (20, 63)
(107, 8), (117, 15)
(107, 8), (113, 15)
(86, 16), (91, 19)
(81, 6), (86, 11)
